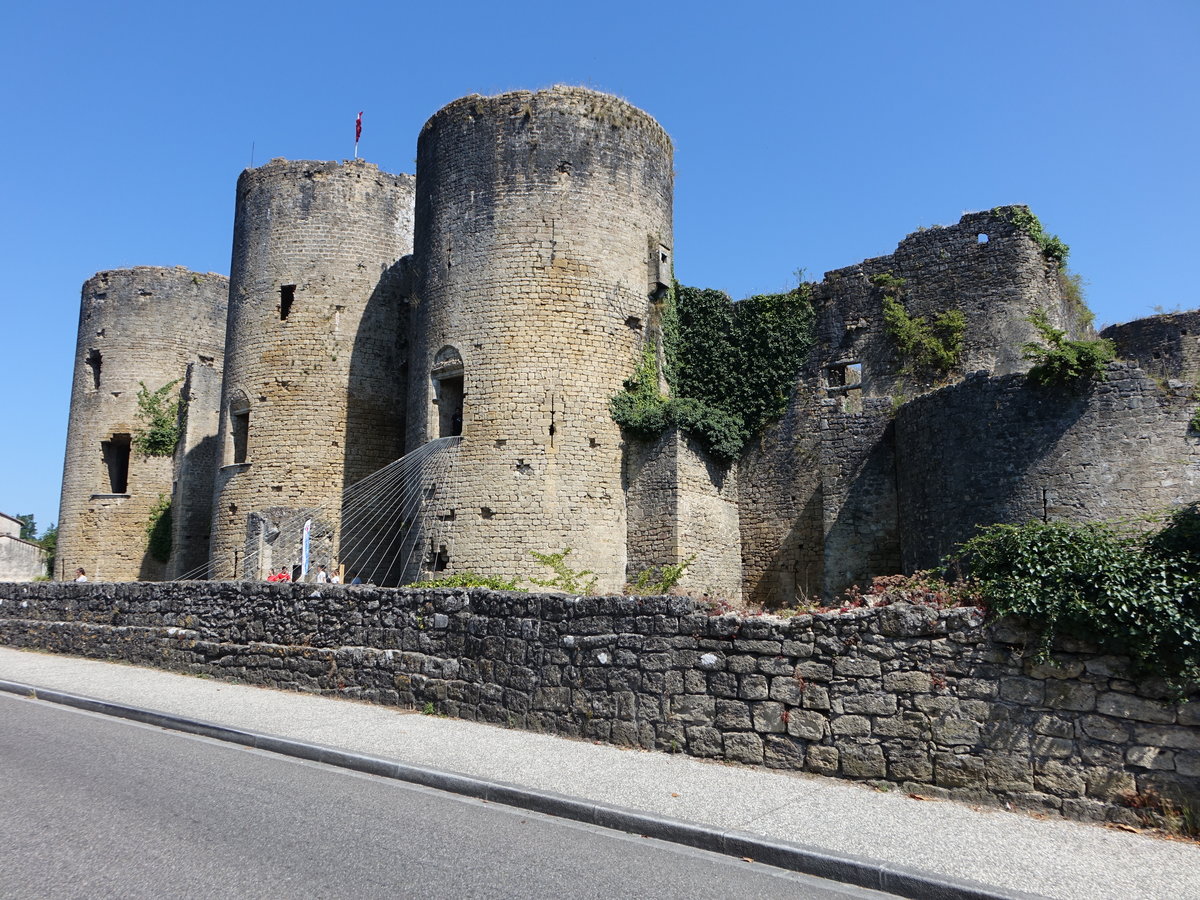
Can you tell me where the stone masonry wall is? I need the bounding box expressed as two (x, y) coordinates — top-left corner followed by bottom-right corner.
(57, 268), (228, 583)
(895, 363), (1200, 570)
(2, 582), (1196, 827)
(407, 87), (674, 592)
(209, 159), (415, 581)
(738, 209), (1083, 606)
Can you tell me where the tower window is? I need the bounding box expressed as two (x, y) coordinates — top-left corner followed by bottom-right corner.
(86, 349), (102, 389)
(229, 395), (250, 464)
(280, 285), (296, 320)
(432, 346), (465, 438)
(101, 434), (131, 493)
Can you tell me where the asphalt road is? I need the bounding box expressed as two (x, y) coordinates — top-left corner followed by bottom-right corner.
(0, 694), (891, 899)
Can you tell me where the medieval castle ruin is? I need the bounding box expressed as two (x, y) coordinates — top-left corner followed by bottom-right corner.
(55, 86), (1200, 604)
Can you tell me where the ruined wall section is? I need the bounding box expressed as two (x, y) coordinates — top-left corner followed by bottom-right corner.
(408, 87), (673, 592)
(895, 364), (1200, 570)
(624, 429), (741, 600)
(57, 268), (228, 582)
(740, 209), (1082, 603)
(1102, 310), (1200, 384)
(168, 361), (223, 579)
(209, 159), (414, 580)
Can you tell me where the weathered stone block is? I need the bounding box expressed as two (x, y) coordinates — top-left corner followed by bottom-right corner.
(886, 748), (934, 781)
(1126, 745), (1176, 770)
(1096, 692), (1175, 724)
(752, 701), (786, 734)
(803, 684), (831, 710)
(715, 699), (753, 730)
(831, 715), (871, 737)
(1030, 735), (1074, 758)
(1025, 659), (1085, 680)
(786, 709), (827, 741)
(763, 735), (806, 770)
(724, 732), (765, 764)
(839, 743), (886, 777)
(1034, 761), (1086, 797)
(795, 661), (833, 682)
(984, 756), (1033, 792)
(883, 671), (932, 693)
(999, 677), (1044, 706)
(686, 726), (724, 758)
(932, 716), (980, 746)
(1132, 724), (1200, 751)
(1080, 715), (1129, 744)
(806, 745), (839, 775)
(842, 693), (898, 716)
(671, 694), (715, 725)
(1085, 768), (1136, 801)
(834, 657), (881, 677)
(1044, 681), (1097, 712)
(739, 673), (769, 700)
(1032, 714), (1074, 738)
(934, 753), (985, 789)
(768, 676), (802, 705)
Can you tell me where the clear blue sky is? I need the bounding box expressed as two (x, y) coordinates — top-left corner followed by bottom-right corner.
(2, 0), (1197, 533)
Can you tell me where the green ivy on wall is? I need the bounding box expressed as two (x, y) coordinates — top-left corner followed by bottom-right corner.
(995, 206), (1070, 269)
(611, 283), (816, 460)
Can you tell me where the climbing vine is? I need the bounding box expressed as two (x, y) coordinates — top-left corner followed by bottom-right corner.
(611, 282), (816, 461)
(995, 206), (1070, 269)
(133, 379), (183, 458)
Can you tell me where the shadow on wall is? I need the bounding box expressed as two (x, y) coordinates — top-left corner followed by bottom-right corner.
(893, 372), (1090, 572)
(340, 258), (409, 585)
(164, 432), (220, 580)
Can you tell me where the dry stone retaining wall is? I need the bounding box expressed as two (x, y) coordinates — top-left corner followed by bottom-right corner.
(1, 582), (1196, 827)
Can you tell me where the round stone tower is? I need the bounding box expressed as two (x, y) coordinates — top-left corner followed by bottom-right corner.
(57, 267), (229, 581)
(407, 86), (674, 591)
(209, 158), (415, 580)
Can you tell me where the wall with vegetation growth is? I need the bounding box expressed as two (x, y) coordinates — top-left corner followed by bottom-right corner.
(2, 581), (1196, 830)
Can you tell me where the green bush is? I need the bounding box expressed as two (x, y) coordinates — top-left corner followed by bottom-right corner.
(530, 548), (598, 595)
(997, 206), (1070, 269)
(406, 572), (524, 591)
(133, 379), (183, 458)
(1023, 309), (1115, 386)
(955, 519), (1200, 692)
(882, 296), (965, 377)
(631, 554), (696, 595)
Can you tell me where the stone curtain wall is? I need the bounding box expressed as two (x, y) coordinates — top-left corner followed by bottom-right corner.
(2, 582), (1196, 825)
(895, 363), (1200, 571)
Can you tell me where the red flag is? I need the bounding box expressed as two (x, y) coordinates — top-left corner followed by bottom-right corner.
(355, 111), (363, 144)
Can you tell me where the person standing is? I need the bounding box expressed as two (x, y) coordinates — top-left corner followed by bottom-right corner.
(74, 568), (88, 582)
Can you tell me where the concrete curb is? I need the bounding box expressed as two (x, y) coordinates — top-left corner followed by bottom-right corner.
(0, 678), (1042, 900)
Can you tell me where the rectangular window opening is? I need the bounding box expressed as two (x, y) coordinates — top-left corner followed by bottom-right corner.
(101, 434), (131, 493)
(231, 410), (250, 464)
(437, 375), (464, 437)
(86, 349), (102, 389)
(280, 285), (296, 321)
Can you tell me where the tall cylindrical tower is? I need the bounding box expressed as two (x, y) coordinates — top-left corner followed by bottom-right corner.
(57, 267), (229, 581)
(408, 87), (674, 591)
(209, 159), (415, 580)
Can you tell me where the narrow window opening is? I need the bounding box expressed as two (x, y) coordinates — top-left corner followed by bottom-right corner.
(86, 349), (102, 389)
(977, 233), (989, 244)
(480, 507), (494, 519)
(625, 316), (643, 331)
(438, 375), (464, 437)
(428, 543), (449, 571)
(229, 397), (250, 465)
(100, 434), (131, 493)
(280, 285), (296, 321)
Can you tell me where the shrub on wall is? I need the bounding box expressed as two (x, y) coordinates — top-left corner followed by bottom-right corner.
(881, 295), (965, 378)
(1023, 309), (1115, 386)
(955, 516), (1200, 692)
(996, 206), (1070, 269)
